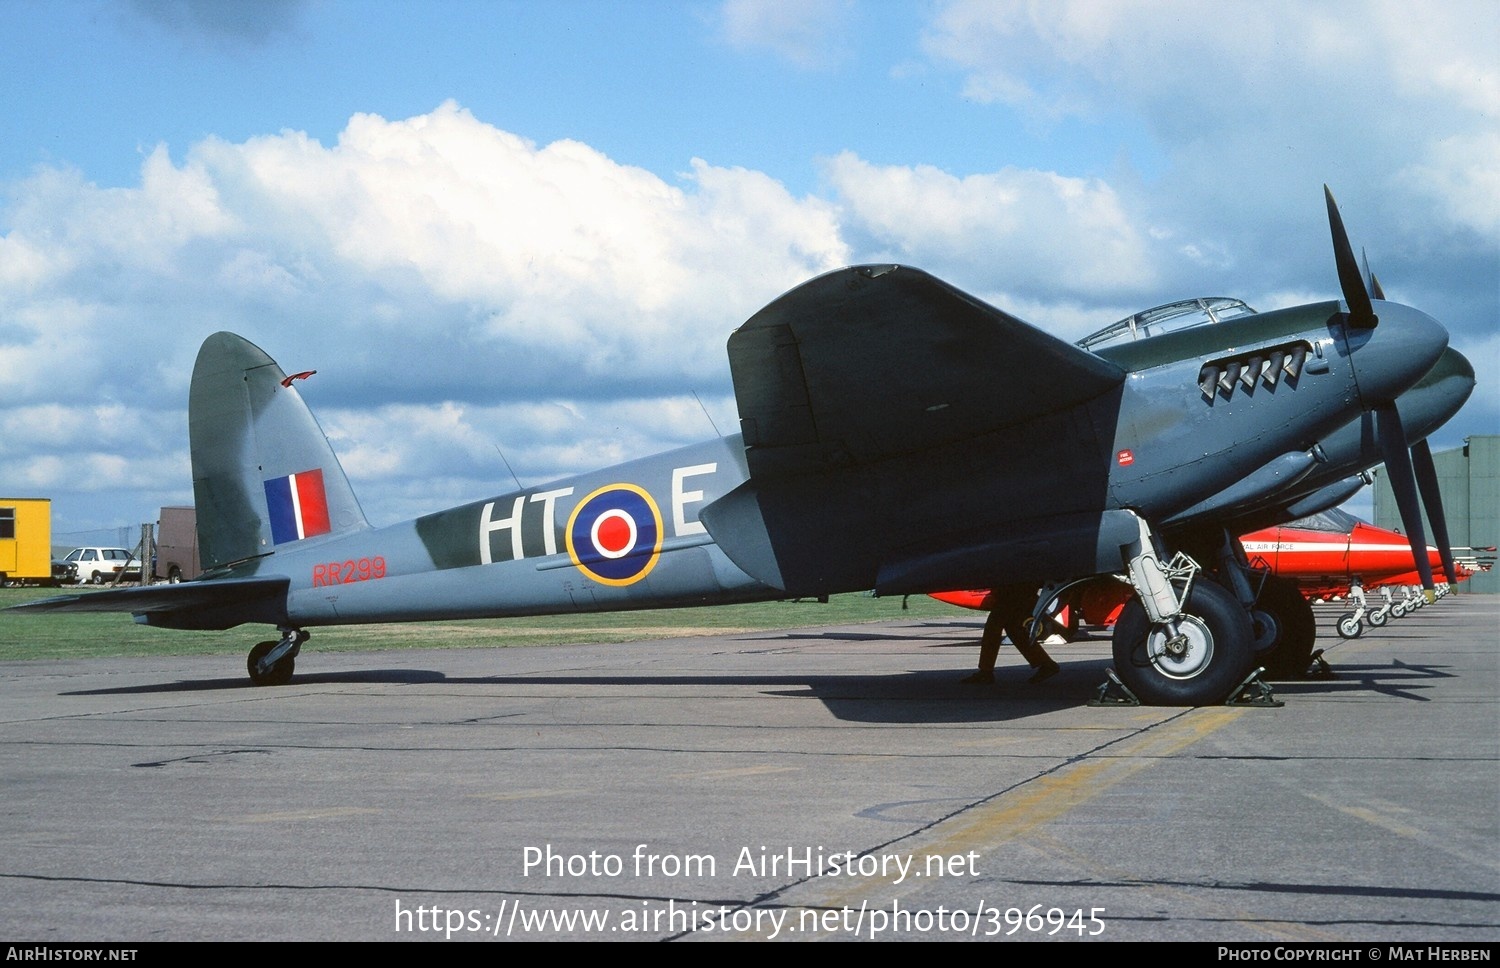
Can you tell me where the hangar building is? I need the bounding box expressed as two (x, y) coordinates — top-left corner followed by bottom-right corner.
(1373, 435), (1498, 595)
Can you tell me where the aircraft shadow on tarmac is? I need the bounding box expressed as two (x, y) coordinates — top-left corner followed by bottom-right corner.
(58, 667), (1096, 724)
(59, 652), (1458, 722)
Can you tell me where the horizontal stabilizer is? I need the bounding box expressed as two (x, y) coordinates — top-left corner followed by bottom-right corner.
(9, 576), (289, 630)
(728, 265), (1125, 479)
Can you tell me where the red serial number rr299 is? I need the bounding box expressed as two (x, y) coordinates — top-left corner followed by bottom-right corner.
(312, 556), (387, 587)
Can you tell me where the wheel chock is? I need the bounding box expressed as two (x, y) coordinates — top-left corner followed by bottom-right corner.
(1303, 648), (1334, 679)
(1089, 669), (1141, 707)
(1227, 667), (1283, 707)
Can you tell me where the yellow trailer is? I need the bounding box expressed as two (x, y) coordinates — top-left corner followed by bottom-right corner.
(0, 498), (57, 586)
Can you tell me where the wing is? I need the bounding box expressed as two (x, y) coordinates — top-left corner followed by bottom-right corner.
(727, 265), (1126, 479)
(9, 576), (289, 631)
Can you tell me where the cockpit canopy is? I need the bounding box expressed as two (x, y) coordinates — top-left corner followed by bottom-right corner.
(1287, 507), (1365, 533)
(1078, 297), (1257, 351)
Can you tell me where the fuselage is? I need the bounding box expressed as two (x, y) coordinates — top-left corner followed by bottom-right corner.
(251, 434), (777, 626)
(233, 296), (1447, 623)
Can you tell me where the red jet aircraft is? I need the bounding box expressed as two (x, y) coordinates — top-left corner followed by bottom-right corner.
(932, 508), (1479, 639)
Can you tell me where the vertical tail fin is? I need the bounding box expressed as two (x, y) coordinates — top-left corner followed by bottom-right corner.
(190, 332), (369, 569)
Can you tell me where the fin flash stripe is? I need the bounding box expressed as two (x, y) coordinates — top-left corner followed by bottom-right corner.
(264, 469), (332, 545)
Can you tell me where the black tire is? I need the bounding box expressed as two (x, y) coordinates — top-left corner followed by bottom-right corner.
(1366, 608), (1388, 628)
(1111, 581), (1255, 705)
(1335, 612), (1363, 639)
(1250, 575), (1317, 679)
(247, 640), (295, 686)
(167, 566), (182, 584)
(91, 572), (106, 585)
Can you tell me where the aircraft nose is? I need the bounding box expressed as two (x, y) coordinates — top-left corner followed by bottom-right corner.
(1346, 302), (1450, 408)
(1425, 347), (1476, 407)
(1400, 347), (1477, 438)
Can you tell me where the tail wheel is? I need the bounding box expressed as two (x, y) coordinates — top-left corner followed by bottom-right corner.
(1250, 575), (1317, 679)
(247, 640), (295, 686)
(1111, 581), (1254, 705)
(1335, 612), (1364, 639)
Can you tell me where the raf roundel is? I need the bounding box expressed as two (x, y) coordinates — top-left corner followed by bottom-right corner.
(565, 484), (664, 586)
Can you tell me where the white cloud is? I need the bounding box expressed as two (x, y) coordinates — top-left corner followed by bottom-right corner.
(165, 103), (850, 384)
(3, 79), (1492, 533)
(924, 0), (1486, 124)
(312, 393), (736, 525)
(921, 0), (1500, 240)
(717, 0), (855, 68)
(823, 151), (1158, 296)
(3, 104), (852, 397)
(1400, 131), (1500, 238)
(0, 106), (852, 526)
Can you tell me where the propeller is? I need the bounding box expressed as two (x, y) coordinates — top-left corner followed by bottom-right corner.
(1373, 404), (1434, 595)
(1361, 248), (1387, 301)
(1326, 186), (1447, 600)
(1411, 439), (1459, 584)
(1325, 186), (1378, 328)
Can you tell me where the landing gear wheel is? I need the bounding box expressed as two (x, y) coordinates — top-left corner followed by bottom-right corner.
(1336, 612), (1363, 639)
(1111, 581), (1254, 706)
(1391, 603), (1407, 619)
(247, 640), (295, 686)
(1366, 608), (1388, 628)
(1250, 575), (1317, 679)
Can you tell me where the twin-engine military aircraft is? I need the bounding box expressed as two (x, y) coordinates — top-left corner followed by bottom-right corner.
(16, 189), (1463, 705)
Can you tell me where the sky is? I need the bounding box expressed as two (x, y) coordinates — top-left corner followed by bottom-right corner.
(2, 0), (1496, 541)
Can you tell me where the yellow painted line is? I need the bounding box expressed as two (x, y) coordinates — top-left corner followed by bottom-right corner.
(806, 707), (1245, 909)
(675, 764), (801, 780)
(951, 736), (1030, 751)
(231, 806), (381, 823)
(1334, 806), (1426, 840)
(469, 788), (590, 801)
(1024, 828), (1346, 943)
(1303, 793), (1496, 872)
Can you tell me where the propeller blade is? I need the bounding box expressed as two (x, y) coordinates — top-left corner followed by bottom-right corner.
(1375, 404), (1435, 598)
(1325, 186), (1378, 328)
(1361, 247), (1387, 300)
(1411, 439), (1459, 584)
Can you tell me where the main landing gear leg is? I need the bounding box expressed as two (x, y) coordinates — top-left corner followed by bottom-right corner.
(247, 627), (308, 686)
(1110, 514), (1256, 706)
